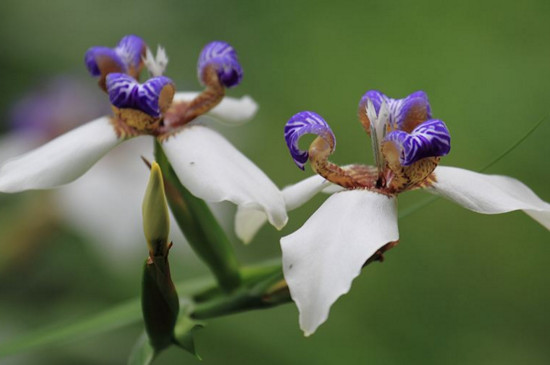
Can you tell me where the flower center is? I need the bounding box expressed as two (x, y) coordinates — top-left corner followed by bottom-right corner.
(285, 91), (451, 195)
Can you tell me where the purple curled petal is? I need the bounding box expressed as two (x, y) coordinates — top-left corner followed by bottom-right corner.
(106, 74), (174, 117)
(115, 35), (146, 70)
(106, 73), (138, 109)
(359, 90), (390, 115)
(385, 119), (451, 166)
(392, 91), (432, 131)
(137, 76), (174, 117)
(284, 111), (335, 170)
(84, 46), (125, 76)
(198, 41), (243, 88)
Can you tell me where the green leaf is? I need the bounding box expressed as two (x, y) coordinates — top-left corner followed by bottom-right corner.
(128, 333), (156, 365)
(154, 141), (241, 292)
(0, 263), (283, 359)
(0, 299), (141, 358)
(0, 276), (214, 359)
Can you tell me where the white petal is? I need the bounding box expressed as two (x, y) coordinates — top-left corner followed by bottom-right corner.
(235, 205), (269, 244)
(56, 137), (151, 254)
(0, 132), (42, 162)
(235, 174), (337, 243)
(173, 92), (258, 124)
(0, 117), (121, 193)
(162, 124), (287, 230)
(427, 166), (550, 230)
(283, 174), (334, 210)
(281, 190), (399, 336)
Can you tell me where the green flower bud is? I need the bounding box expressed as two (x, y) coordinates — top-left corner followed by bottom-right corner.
(143, 162), (170, 257)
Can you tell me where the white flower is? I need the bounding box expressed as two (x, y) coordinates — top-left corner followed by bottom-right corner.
(237, 90), (550, 336)
(0, 37), (288, 237)
(0, 93), (287, 232)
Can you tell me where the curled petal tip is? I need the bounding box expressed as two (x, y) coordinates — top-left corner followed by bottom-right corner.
(284, 111), (335, 170)
(84, 35), (147, 83)
(385, 119), (451, 166)
(84, 46), (125, 77)
(106, 73), (175, 117)
(198, 41), (243, 88)
(116, 35), (147, 70)
(359, 90), (389, 114)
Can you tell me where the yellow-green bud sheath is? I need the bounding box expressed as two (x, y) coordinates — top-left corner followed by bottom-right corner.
(143, 162), (170, 257)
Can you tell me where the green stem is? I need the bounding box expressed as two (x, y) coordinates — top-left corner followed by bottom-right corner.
(191, 270), (290, 319)
(154, 141), (241, 292)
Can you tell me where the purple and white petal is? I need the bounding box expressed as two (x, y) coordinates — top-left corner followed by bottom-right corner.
(115, 35), (146, 71)
(281, 190), (399, 336)
(392, 91), (431, 131)
(284, 111), (336, 170)
(0, 117), (121, 192)
(84, 46), (125, 76)
(173, 92), (258, 124)
(385, 119), (451, 166)
(358, 90), (390, 116)
(359, 90), (431, 132)
(426, 166), (550, 230)
(198, 41), (243, 88)
(106, 74), (174, 117)
(162, 123), (288, 230)
(235, 174), (335, 243)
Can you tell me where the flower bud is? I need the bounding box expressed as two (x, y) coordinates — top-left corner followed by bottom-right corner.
(142, 162), (170, 257)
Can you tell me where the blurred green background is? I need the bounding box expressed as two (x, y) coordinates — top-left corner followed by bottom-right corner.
(1, 0), (549, 364)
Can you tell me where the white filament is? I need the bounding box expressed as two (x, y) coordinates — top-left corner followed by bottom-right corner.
(143, 46), (169, 77)
(366, 98), (389, 174)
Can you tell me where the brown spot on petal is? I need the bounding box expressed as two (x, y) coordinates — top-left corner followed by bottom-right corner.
(382, 140), (439, 193)
(95, 55), (125, 92)
(110, 106), (160, 137)
(400, 102), (430, 133)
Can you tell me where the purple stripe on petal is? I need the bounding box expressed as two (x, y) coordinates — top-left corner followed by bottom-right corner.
(359, 90), (390, 115)
(106, 74), (174, 117)
(359, 90), (432, 132)
(84, 46), (125, 76)
(198, 41), (243, 88)
(115, 35), (146, 71)
(284, 111), (335, 170)
(392, 91), (431, 132)
(385, 119), (451, 166)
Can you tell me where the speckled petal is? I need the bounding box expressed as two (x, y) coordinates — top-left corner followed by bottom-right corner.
(0, 117), (121, 192)
(197, 41), (243, 88)
(106, 73), (175, 117)
(426, 166), (550, 230)
(385, 119), (451, 166)
(281, 190), (399, 336)
(284, 111), (336, 170)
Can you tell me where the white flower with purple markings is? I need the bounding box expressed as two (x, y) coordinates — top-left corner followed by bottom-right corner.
(236, 90), (550, 336)
(0, 35), (288, 233)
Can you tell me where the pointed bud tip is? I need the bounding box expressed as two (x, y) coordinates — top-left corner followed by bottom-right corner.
(143, 161), (170, 256)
